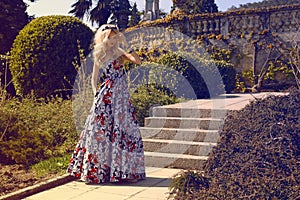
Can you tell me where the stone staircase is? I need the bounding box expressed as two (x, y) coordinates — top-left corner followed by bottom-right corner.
(140, 105), (227, 170)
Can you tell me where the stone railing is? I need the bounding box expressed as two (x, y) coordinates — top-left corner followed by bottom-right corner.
(132, 4), (300, 37)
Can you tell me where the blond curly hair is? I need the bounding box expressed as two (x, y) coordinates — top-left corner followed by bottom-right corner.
(93, 24), (127, 66)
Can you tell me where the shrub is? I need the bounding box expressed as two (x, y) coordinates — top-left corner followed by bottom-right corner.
(9, 15), (93, 98)
(168, 170), (209, 200)
(126, 61), (183, 126)
(157, 52), (235, 98)
(169, 88), (300, 199)
(0, 96), (78, 167)
(215, 60), (236, 93)
(130, 83), (180, 126)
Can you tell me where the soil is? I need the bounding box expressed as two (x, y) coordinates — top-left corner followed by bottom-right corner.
(0, 163), (59, 197)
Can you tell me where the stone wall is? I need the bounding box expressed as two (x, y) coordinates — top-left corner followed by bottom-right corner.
(186, 6), (300, 36)
(134, 4), (300, 37)
(126, 4), (300, 90)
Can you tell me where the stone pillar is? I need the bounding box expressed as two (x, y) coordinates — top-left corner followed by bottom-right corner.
(254, 15), (260, 31)
(283, 12), (290, 32)
(290, 11), (298, 32)
(270, 13), (277, 31)
(215, 19), (220, 32)
(220, 18), (229, 35)
(203, 20), (208, 33)
(277, 13), (283, 32)
(209, 20), (214, 32)
(191, 21), (197, 35)
(197, 21), (202, 34)
(145, 0), (153, 15)
(154, 0), (159, 20)
(144, 0), (159, 20)
(242, 17), (248, 30)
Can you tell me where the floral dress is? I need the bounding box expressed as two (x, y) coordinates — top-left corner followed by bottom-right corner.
(67, 59), (146, 183)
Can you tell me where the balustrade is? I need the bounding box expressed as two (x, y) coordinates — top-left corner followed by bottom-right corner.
(128, 5), (300, 46)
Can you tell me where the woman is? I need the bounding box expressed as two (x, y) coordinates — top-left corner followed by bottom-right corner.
(67, 24), (146, 183)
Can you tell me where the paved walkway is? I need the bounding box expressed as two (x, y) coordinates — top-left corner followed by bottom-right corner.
(19, 92), (286, 200)
(24, 168), (181, 200)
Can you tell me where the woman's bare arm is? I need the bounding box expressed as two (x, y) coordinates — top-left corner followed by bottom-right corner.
(91, 63), (100, 95)
(118, 48), (142, 65)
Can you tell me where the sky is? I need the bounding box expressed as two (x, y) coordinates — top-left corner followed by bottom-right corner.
(26, 0), (261, 29)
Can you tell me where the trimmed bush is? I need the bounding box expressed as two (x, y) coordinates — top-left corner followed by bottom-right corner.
(169, 88), (300, 199)
(9, 15), (93, 98)
(201, 90), (300, 199)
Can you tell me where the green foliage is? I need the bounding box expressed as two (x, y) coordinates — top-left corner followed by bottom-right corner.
(70, 0), (131, 29)
(9, 15), (93, 98)
(0, 96), (78, 167)
(172, 0), (218, 14)
(70, 0), (110, 26)
(216, 60), (237, 93)
(157, 52), (235, 98)
(131, 83), (180, 126)
(31, 154), (71, 177)
(235, 73), (247, 93)
(128, 2), (141, 27)
(169, 170), (209, 200)
(0, 0), (29, 54)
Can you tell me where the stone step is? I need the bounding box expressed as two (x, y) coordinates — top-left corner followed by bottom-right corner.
(143, 139), (217, 156)
(144, 117), (223, 130)
(144, 152), (208, 170)
(152, 107), (227, 118)
(140, 127), (219, 142)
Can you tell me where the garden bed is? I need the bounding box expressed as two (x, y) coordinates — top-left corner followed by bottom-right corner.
(0, 164), (59, 197)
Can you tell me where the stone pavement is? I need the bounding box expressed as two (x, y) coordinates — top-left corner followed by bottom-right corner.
(15, 92), (287, 200)
(24, 167), (181, 200)
(161, 92), (286, 111)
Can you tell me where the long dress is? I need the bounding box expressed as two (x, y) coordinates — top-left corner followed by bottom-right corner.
(67, 59), (146, 183)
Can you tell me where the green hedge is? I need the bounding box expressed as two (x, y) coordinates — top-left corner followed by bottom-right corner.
(9, 15), (93, 98)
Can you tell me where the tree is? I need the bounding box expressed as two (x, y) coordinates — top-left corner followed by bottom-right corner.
(201, 0), (218, 13)
(0, 0), (29, 54)
(69, 0), (110, 26)
(128, 2), (141, 27)
(172, 0), (218, 14)
(69, 0), (131, 30)
(109, 0), (131, 30)
(0, 0), (30, 97)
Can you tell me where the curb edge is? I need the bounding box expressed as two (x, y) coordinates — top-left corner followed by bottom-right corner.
(0, 174), (76, 200)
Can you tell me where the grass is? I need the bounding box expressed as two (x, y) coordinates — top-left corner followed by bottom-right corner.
(30, 154), (72, 177)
